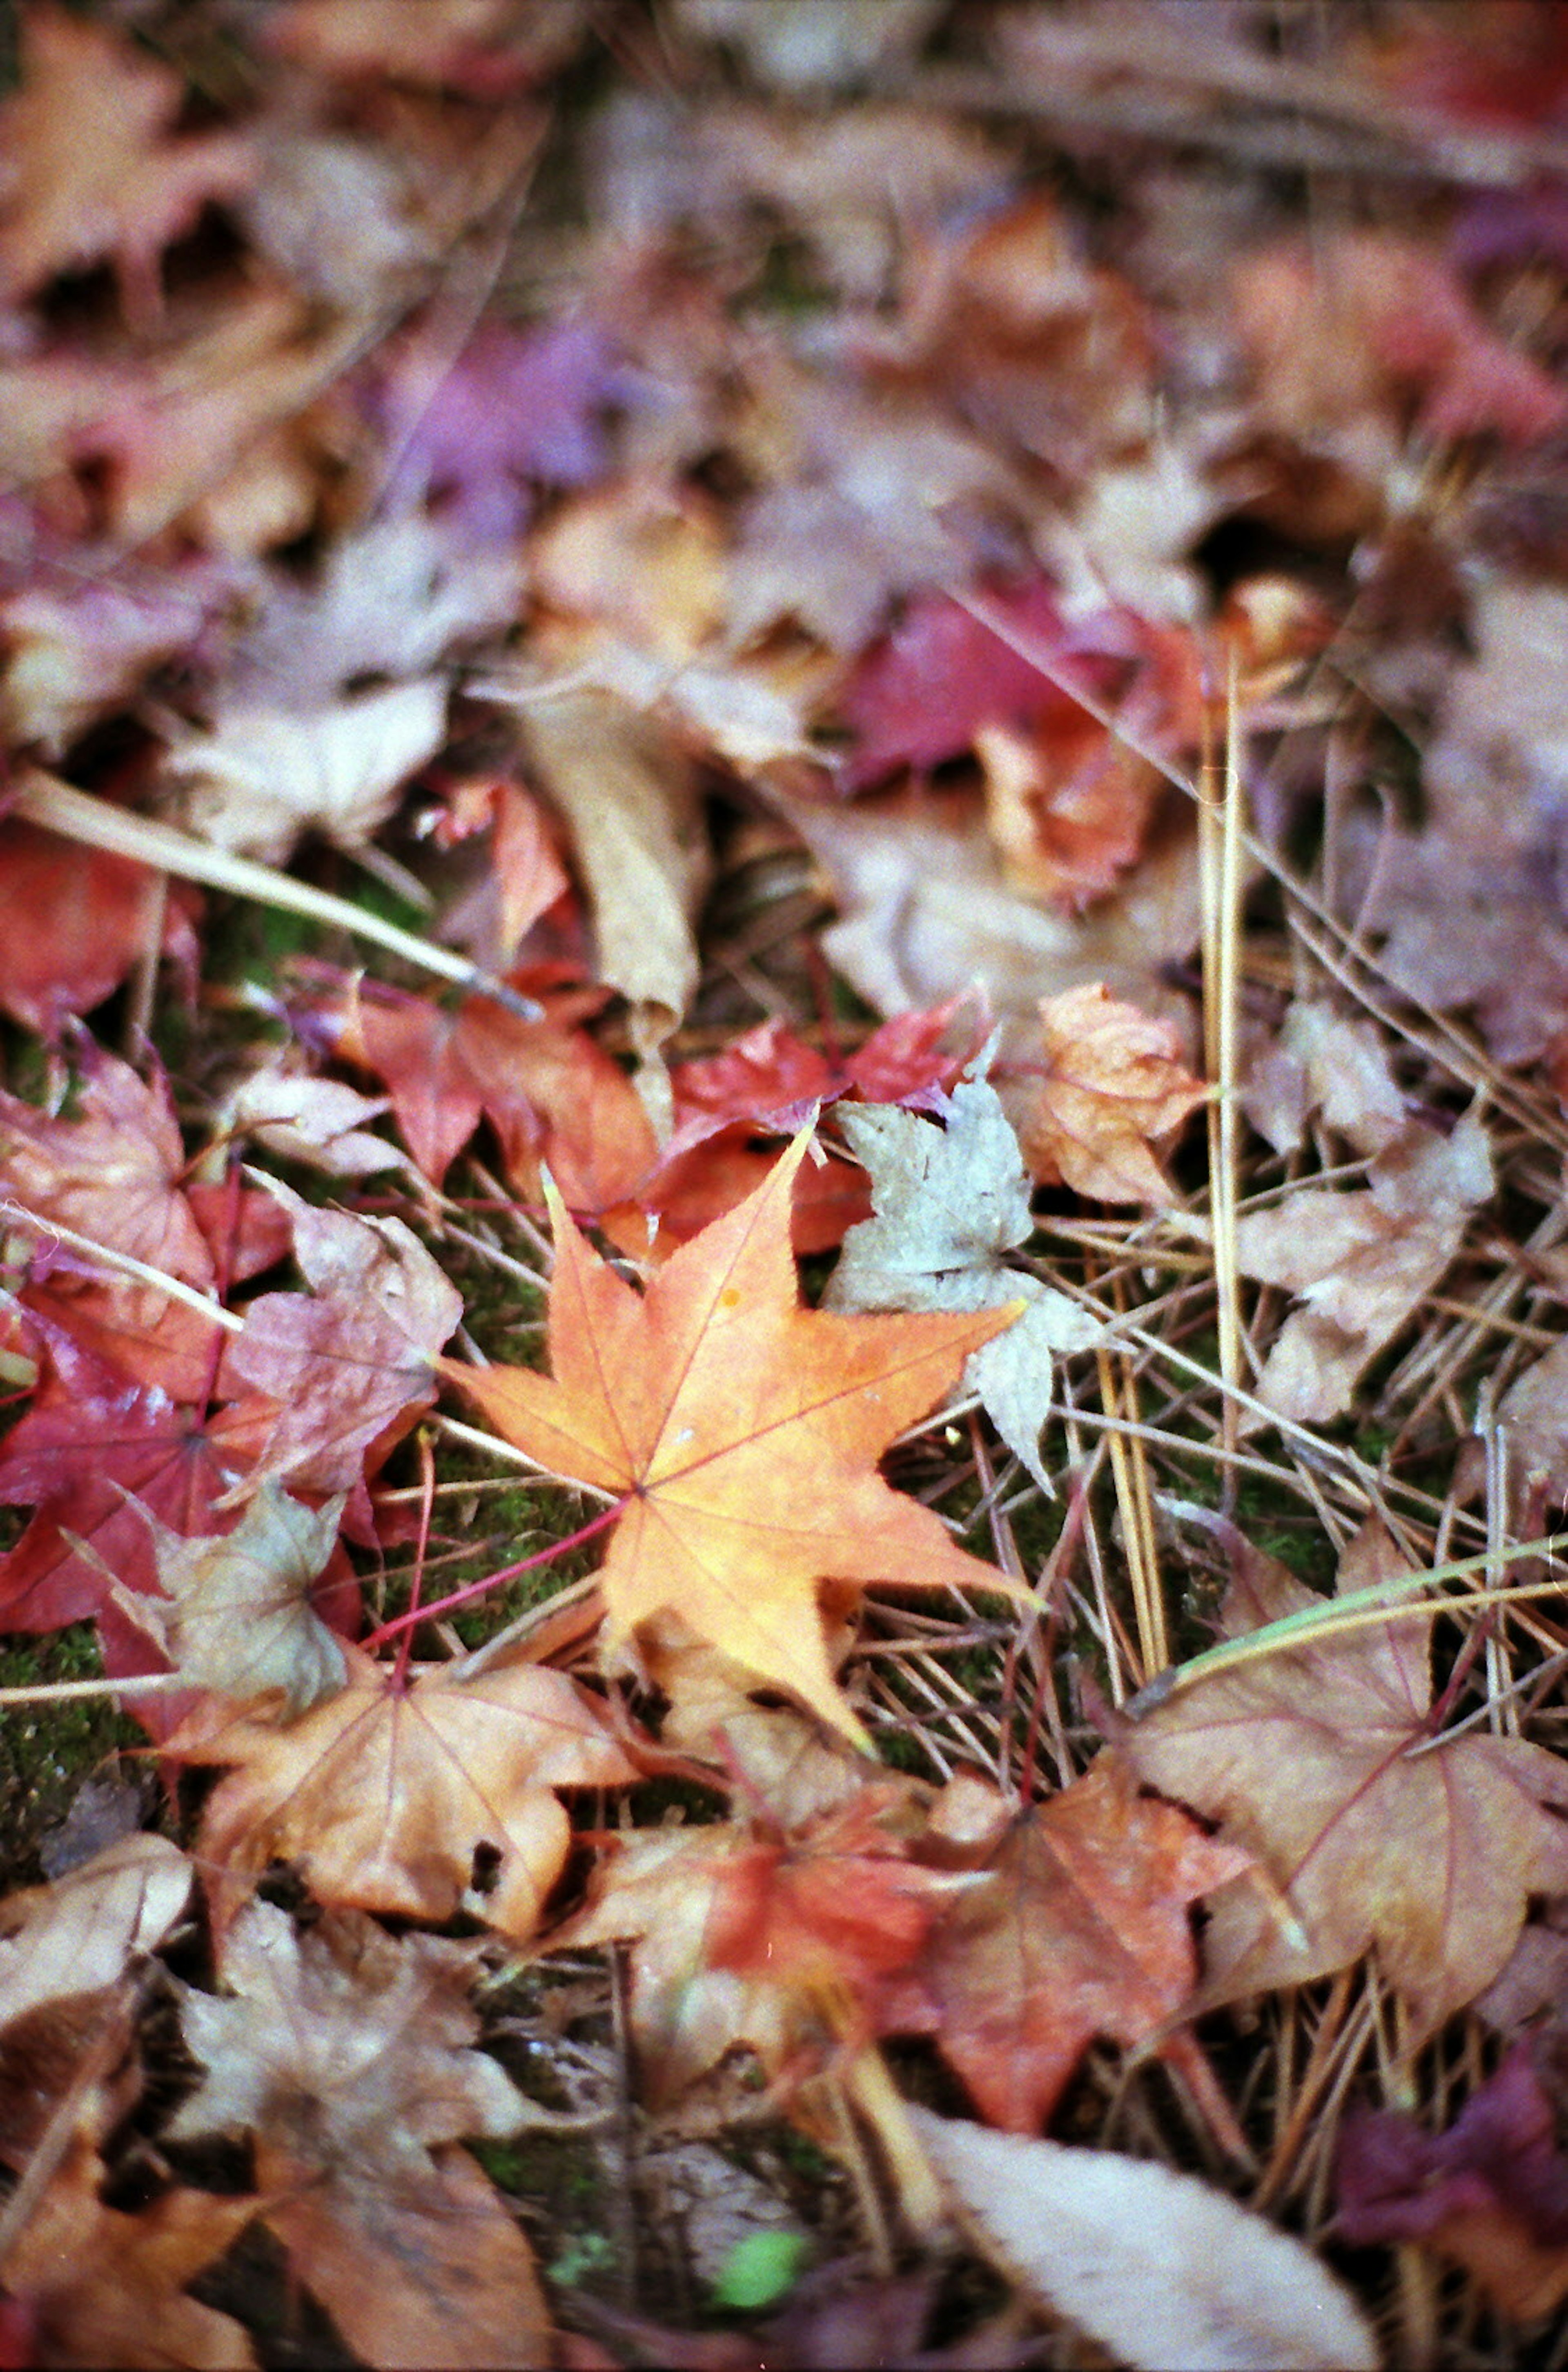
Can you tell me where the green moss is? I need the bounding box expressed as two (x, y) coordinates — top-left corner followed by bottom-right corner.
(0, 1628), (148, 1883)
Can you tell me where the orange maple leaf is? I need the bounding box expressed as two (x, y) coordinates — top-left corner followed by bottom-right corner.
(1013, 980), (1207, 1204)
(443, 1132), (1022, 1746)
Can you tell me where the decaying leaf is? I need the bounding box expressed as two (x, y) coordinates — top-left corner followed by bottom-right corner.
(1337, 2042), (1568, 2323)
(826, 1068), (1102, 1491)
(171, 1899), (554, 2370)
(1010, 981), (1207, 1204)
(227, 1184), (463, 1495)
(912, 2106), (1379, 2372)
(445, 1131), (1023, 1745)
(1123, 1523), (1568, 2035)
(172, 1645), (636, 1938)
(519, 685), (709, 1076)
(114, 1478), (348, 1713)
(1234, 1114), (1493, 1425)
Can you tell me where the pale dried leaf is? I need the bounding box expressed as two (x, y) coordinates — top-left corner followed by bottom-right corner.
(0, 1836), (192, 2028)
(163, 678), (448, 863)
(828, 1071), (1100, 1489)
(520, 686), (708, 1070)
(222, 1065), (406, 1178)
(118, 1478), (348, 1713)
(1235, 1115), (1492, 1424)
(911, 2107), (1379, 2372)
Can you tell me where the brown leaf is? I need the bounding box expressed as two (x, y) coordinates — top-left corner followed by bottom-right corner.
(911, 1754), (1250, 2132)
(1122, 1524), (1568, 2036)
(171, 1899), (554, 2370)
(172, 1646), (637, 1940)
(445, 1132), (1022, 1746)
(0, 1835), (193, 2030)
(1011, 981), (1206, 1203)
(0, 2129), (257, 2371)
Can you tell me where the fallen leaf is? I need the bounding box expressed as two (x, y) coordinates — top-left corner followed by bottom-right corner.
(170, 1899), (555, 2370)
(777, 778), (1204, 1048)
(0, 2129), (256, 2371)
(445, 1132), (1024, 1744)
(0, 3), (254, 319)
(826, 1067), (1102, 1491)
(318, 973), (657, 1202)
(0, 821), (200, 1040)
(1122, 1523), (1568, 2036)
(0, 1835), (193, 2029)
(116, 1479), (349, 1713)
(909, 1753), (1251, 2133)
(0, 1334), (256, 1631)
(1336, 2042), (1568, 2322)
(227, 1185), (463, 1496)
(912, 2106), (1379, 2372)
(519, 685), (709, 1073)
(219, 1063), (405, 1178)
(1234, 1115), (1493, 1424)
(172, 1645), (636, 1938)
(1011, 981), (1207, 1204)
(162, 677), (449, 864)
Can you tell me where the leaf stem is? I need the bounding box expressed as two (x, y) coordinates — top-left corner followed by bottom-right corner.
(361, 1497), (626, 1650)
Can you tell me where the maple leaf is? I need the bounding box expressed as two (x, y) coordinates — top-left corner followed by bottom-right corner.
(1122, 1523), (1568, 2037)
(318, 973), (657, 1202)
(0, 1835), (193, 2030)
(0, 4), (254, 323)
(0, 1334), (258, 1630)
(226, 1186), (462, 1496)
(909, 1753), (1250, 2133)
(162, 678), (449, 865)
(0, 824), (200, 1039)
(169, 1900), (555, 2370)
(1337, 2042), (1568, 2323)
(559, 1772), (953, 2102)
(444, 1132), (1024, 1745)
(1010, 981), (1207, 1204)
(0, 1034), (214, 1291)
(172, 1645), (637, 1939)
(116, 1480), (349, 1714)
(0, 2130), (257, 2372)
(1234, 1113), (1493, 1425)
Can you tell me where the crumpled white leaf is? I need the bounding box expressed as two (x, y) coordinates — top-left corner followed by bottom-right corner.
(1235, 1112), (1493, 1425)
(911, 2106), (1379, 2372)
(114, 1478), (348, 1714)
(163, 676), (448, 861)
(0, 1836), (193, 2029)
(827, 1068), (1102, 1490)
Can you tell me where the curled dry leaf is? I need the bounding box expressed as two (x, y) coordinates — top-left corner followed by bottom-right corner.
(445, 1131), (1023, 1746)
(1234, 1113), (1492, 1425)
(1011, 980), (1206, 1203)
(1122, 1523), (1568, 2037)
(170, 1899), (554, 2372)
(827, 1068), (1102, 1491)
(912, 2106), (1379, 2372)
(169, 1645), (637, 1939)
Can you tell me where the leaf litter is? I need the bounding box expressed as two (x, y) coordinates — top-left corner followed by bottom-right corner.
(4, 2), (1568, 2366)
